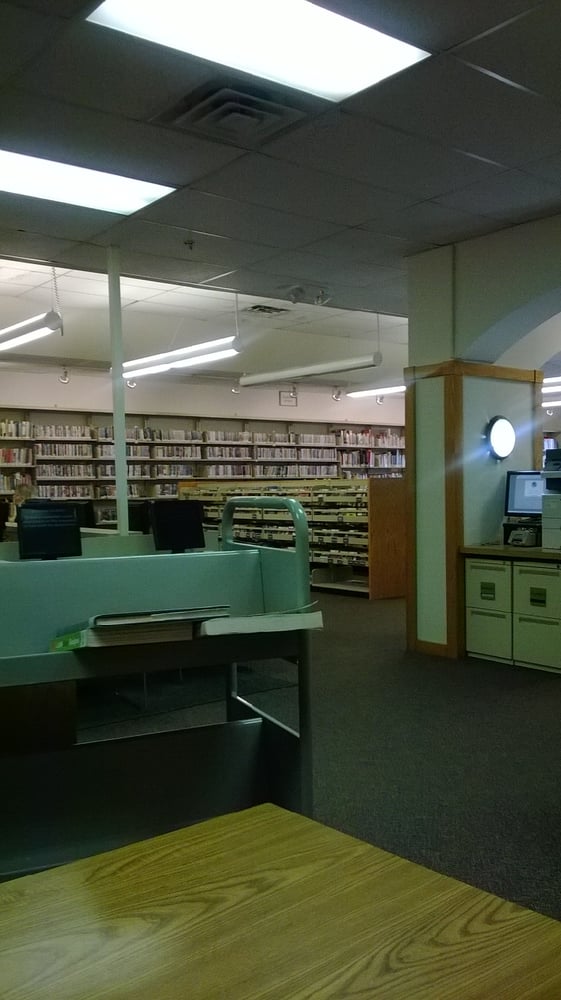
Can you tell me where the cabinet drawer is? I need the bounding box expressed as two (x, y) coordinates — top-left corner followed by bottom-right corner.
(513, 613), (561, 669)
(465, 559), (511, 612)
(513, 562), (561, 616)
(466, 608), (512, 661)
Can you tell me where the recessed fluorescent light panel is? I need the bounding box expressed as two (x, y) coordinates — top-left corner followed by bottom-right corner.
(0, 150), (174, 214)
(87, 0), (429, 102)
(346, 384), (406, 398)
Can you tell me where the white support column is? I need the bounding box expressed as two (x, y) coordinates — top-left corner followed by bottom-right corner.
(107, 246), (129, 535)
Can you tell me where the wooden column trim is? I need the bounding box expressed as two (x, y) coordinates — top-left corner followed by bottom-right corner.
(405, 383), (417, 651)
(444, 374), (464, 658)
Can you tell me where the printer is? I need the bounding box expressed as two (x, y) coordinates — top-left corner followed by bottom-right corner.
(542, 450), (561, 550)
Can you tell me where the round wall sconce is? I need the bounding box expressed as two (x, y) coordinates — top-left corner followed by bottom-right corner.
(486, 415), (516, 459)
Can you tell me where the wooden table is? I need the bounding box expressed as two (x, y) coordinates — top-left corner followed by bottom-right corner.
(2, 803), (561, 1000)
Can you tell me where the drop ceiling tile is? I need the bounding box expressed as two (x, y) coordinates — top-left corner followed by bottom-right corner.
(139, 189), (344, 249)
(0, 192), (121, 242)
(54, 274), (112, 297)
(116, 251), (228, 286)
(203, 269), (310, 301)
(0, 228), (76, 262)
(300, 228), (430, 266)
(193, 154), (415, 226)
(15, 19), (216, 120)
(521, 152), (561, 186)
(436, 169), (561, 221)
(250, 250), (400, 289)
(49, 243), (112, 273)
(312, 0), (542, 52)
(345, 54), (561, 168)
(91, 219), (281, 268)
(264, 110), (505, 199)
(360, 201), (505, 243)
(9, 1), (90, 15)
(0, 5), (62, 84)
(457, 3), (561, 104)
(0, 280), (39, 297)
(0, 92), (244, 187)
(329, 282), (408, 314)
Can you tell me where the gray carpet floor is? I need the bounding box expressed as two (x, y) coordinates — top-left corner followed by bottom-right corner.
(78, 591), (561, 922)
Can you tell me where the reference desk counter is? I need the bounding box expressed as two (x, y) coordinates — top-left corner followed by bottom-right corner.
(462, 545), (561, 670)
(4, 802), (561, 1000)
(0, 497), (317, 880)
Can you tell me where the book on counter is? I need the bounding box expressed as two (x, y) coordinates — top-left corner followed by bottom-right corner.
(198, 610), (323, 636)
(50, 605), (230, 652)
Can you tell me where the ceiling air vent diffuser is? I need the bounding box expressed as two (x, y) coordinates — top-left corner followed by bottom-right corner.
(156, 86), (306, 147)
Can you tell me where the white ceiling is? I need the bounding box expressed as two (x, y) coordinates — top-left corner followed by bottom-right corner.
(0, 0), (560, 384)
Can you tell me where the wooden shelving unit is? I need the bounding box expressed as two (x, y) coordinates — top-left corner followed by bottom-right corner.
(178, 477), (406, 600)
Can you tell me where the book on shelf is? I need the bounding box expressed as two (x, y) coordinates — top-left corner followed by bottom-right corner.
(50, 605), (230, 651)
(198, 610), (323, 636)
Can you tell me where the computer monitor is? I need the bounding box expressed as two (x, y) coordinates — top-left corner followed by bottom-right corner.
(68, 499), (96, 528)
(17, 502), (82, 560)
(149, 499), (205, 553)
(504, 471), (544, 517)
(128, 500), (152, 534)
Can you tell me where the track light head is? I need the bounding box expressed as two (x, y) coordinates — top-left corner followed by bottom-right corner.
(58, 367), (70, 384)
(331, 387), (342, 401)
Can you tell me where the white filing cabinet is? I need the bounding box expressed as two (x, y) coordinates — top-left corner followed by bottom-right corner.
(465, 559), (512, 662)
(513, 561), (561, 670)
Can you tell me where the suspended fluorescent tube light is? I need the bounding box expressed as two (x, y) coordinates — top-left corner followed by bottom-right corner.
(542, 376), (561, 384)
(123, 336), (236, 370)
(88, 0), (429, 103)
(541, 385), (561, 394)
(542, 400), (561, 408)
(346, 384), (406, 398)
(0, 149), (174, 214)
(0, 310), (62, 352)
(239, 355), (379, 386)
(124, 348), (238, 379)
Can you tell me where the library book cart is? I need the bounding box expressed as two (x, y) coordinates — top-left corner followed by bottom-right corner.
(0, 497), (317, 881)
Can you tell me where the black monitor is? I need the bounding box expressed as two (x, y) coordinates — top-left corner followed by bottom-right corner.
(68, 499), (96, 528)
(17, 502), (82, 560)
(504, 471), (544, 517)
(149, 499), (205, 554)
(128, 499), (151, 534)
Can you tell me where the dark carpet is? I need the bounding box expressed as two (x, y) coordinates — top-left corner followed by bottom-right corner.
(79, 592), (561, 921)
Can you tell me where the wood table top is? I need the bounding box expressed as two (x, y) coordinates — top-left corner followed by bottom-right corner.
(2, 802), (561, 999)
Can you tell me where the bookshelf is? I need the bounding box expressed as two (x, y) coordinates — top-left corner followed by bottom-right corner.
(178, 477), (406, 599)
(0, 410), (406, 555)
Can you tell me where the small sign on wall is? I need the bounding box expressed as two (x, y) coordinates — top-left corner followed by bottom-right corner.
(279, 390), (297, 407)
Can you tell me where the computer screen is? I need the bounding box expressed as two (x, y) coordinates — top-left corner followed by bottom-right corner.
(504, 471), (545, 517)
(17, 502), (82, 560)
(128, 500), (152, 534)
(68, 499), (96, 528)
(150, 499), (205, 553)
